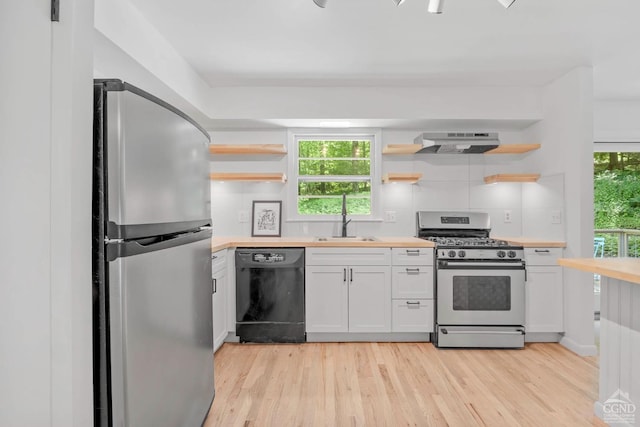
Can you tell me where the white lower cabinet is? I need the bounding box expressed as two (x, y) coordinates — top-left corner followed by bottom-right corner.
(305, 248), (391, 334)
(305, 265), (349, 333)
(525, 248), (564, 334)
(211, 249), (228, 352)
(391, 248), (434, 333)
(348, 266), (392, 332)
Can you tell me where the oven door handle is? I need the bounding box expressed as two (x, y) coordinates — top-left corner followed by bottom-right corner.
(438, 261), (526, 269)
(441, 328), (525, 335)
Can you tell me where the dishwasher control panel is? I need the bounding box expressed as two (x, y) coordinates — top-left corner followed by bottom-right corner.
(252, 252), (285, 263)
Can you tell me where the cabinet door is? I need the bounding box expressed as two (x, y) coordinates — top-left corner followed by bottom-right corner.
(526, 266), (564, 333)
(212, 265), (227, 352)
(305, 266), (348, 333)
(348, 266), (391, 333)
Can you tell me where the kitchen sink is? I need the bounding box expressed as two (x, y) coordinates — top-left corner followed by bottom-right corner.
(314, 236), (378, 242)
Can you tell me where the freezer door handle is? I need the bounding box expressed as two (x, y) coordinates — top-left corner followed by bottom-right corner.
(106, 228), (212, 261)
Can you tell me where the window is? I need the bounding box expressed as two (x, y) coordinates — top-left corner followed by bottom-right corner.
(288, 129), (381, 220)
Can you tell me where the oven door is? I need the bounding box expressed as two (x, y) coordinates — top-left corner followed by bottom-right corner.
(437, 261), (525, 326)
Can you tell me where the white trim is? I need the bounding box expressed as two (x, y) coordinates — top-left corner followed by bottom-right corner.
(559, 335), (598, 356)
(594, 142), (640, 152)
(287, 128), (383, 221)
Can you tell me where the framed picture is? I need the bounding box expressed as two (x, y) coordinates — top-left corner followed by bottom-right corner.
(251, 200), (282, 237)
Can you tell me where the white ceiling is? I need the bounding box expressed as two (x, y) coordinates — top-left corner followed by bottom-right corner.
(125, 0), (640, 102)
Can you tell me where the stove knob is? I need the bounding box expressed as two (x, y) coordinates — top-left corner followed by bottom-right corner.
(497, 250), (506, 258)
(508, 250), (517, 258)
(448, 250), (457, 258)
(458, 250), (466, 258)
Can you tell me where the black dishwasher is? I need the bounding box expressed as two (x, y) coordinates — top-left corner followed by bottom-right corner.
(235, 248), (305, 343)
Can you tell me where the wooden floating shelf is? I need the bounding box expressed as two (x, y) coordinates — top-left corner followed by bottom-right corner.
(382, 144), (422, 155)
(382, 173), (423, 184)
(209, 144), (287, 155)
(209, 172), (287, 183)
(484, 144), (541, 155)
(484, 174), (541, 184)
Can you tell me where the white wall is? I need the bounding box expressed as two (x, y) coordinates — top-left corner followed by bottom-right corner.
(524, 67), (597, 356)
(94, 0), (212, 120)
(50, 0), (95, 424)
(594, 100), (640, 142)
(0, 1), (94, 426)
(1, 3), (53, 424)
(209, 129), (565, 240)
(207, 86), (542, 123)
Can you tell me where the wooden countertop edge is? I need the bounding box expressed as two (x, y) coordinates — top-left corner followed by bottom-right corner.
(212, 236), (567, 251)
(211, 236), (435, 252)
(494, 237), (567, 248)
(558, 258), (640, 285)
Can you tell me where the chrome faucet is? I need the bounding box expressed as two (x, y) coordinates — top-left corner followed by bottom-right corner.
(341, 193), (351, 237)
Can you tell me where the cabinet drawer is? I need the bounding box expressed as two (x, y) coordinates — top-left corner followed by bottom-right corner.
(391, 248), (433, 266)
(211, 249), (227, 274)
(306, 247), (391, 266)
(524, 248), (563, 266)
(392, 266), (433, 299)
(392, 299), (434, 333)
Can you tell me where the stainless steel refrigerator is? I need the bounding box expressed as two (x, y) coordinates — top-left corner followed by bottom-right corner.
(92, 80), (214, 427)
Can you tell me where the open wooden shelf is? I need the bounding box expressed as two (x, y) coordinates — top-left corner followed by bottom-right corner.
(209, 144), (287, 155)
(484, 144), (541, 155)
(382, 144), (422, 155)
(382, 173), (423, 184)
(484, 173), (540, 184)
(209, 172), (287, 183)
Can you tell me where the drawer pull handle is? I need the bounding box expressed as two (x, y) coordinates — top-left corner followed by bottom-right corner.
(406, 301), (421, 306)
(406, 249), (420, 255)
(534, 249), (551, 253)
(406, 268), (420, 273)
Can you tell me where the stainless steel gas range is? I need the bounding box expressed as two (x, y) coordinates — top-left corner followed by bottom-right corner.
(416, 211), (526, 348)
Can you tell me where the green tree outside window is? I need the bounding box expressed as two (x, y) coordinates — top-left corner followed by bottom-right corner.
(298, 139), (372, 215)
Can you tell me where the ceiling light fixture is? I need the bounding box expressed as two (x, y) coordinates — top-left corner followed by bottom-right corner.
(313, 0), (327, 8)
(427, 0), (444, 14)
(497, 0), (516, 8)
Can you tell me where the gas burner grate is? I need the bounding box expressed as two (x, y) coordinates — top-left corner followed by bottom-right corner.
(424, 236), (510, 248)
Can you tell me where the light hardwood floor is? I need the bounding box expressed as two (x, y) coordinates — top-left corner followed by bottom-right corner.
(204, 342), (605, 427)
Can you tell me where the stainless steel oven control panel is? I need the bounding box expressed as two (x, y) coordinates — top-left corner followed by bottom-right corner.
(437, 247), (524, 260)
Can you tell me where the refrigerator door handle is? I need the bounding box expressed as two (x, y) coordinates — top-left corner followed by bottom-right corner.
(106, 228), (212, 262)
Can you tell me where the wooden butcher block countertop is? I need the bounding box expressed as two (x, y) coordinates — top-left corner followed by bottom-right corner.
(495, 237), (567, 248)
(558, 257), (640, 285)
(211, 236), (435, 253)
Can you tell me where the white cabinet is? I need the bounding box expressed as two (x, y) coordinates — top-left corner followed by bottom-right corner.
(305, 265), (348, 333)
(211, 249), (228, 352)
(391, 248), (434, 333)
(305, 248), (391, 334)
(525, 248), (564, 334)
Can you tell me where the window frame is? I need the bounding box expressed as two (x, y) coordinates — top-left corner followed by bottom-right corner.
(287, 128), (382, 222)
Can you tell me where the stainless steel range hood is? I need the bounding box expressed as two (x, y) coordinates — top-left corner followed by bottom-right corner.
(414, 132), (500, 154)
